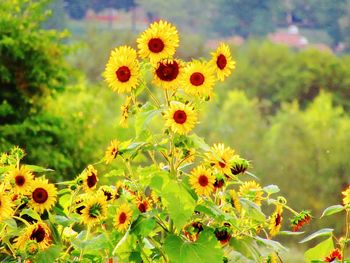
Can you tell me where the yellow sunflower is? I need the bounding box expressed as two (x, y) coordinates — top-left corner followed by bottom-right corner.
(137, 20), (179, 62)
(114, 203), (133, 232)
(238, 181), (264, 206)
(189, 165), (215, 196)
(206, 143), (235, 175)
(0, 187), (14, 221)
(98, 185), (115, 201)
(14, 222), (52, 251)
(135, 195), (152, 213)
(120, 96), (132, 128)
(6, 165), (34, 195)
(105, 140), (120, 164)
(228, 189), (241, 212)
(342, 186), (350, 206)
(269, 205), (283, 237)
(153, 58), (184, 90)
(81, 165), (98, 192)
(28, 178), (57, 214)
(210, 43), (236, 81)
(182, 60), (216, 97)
(81, 193), (108, 226)
(103, 45), (140, 94)
(164, 102), (197, 135)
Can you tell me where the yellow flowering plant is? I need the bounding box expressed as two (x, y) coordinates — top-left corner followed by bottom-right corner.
(0, 21), (324, 263)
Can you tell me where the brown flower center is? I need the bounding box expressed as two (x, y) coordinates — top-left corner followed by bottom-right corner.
(119, 212), (127, 224)
(87, 173), (97, 188)
(32, 188), (48, 204)
(15, 175), (26, 186)
(148, 38), (165, 53)
(156, 60), (179, 81)
(198, 175), (209, 187)
(190, 72), (205, 86)
(216, 54), (227, 70)
(30, 225), (46, 243)
(219, 161), (226, 168)
(275, 213), (282, 226)
(173, 110), (187, 124)
(138, 201), (148, 213)
(116, 66), (131, 82)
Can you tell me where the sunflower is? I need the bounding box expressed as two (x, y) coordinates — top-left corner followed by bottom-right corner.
(238, 181), (264, 206)
(269, 205), (283, 237)
(114, 203), (133, 232)
(182, 60), (216, 97)
(81, 165), (98, 192)
(206, 143), (235, 175)
(28, 178), (57, 214)
(0, 187), (14, 221)
(103, 45), (140, 94)
(120, 96), (132, 128)
(137, 20), (179, 62)
(105, 140), (120, 164)
(15, 222), (52, 251)
(135, 195), (151, 213)
(324, 248), (342, 262)
(98, 185), (115, 201)
(228, 189), (241, 212)
(164, 102), (197, 135)
(6, 165), (34, 195)
(153, 58), (184, 90)
(342, 185), (350, 206)
(210, 43), (236, 81)
(81, 193), (108, 226)
(189, 165), (215, 196)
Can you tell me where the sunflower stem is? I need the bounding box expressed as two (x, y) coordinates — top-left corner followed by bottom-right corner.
(341, 210), (349, 263)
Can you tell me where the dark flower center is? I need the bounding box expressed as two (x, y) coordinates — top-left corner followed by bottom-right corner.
(15, 175), (26, 186)
(110, 148), (118, 158)
(30, 225), (46, 243)
(198, 175), (209, 187)
(275, 213), (282, 226)
(138, 202), (147, 213)
(87, 173), (97, 188)
(156, 61), (179, 81)
(32, 188), (48, 204)
(173, 110), (187, 124)
(76, 205), (85, 215)
(216, 54), (227, 70)
(103, 191), (113, 201)
(218, 161), (226, 168)
(190, 72), (205, 86)
(119, 212), (127, 224)
(148, 38), (165, 53)
(116, 66), (131, 82)
(214, 178), (225, 188)
(214, 229), (231, 244)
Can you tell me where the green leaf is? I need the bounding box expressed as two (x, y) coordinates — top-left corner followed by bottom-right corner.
(254, 236), (288, 252)
(20, 208), (41, 221)
(130, 215), (156, 236)
(164, 230), (224, 263)
(263, 185), (280, 195)
(229, 236), (260, 261)
(26, 165), (54, 173)
(188, 133), (210, 151)
(240, 198), (265, 222)
(304, 237), (334, 263)
(299, 228), (334, 243)
(320, 205), (344, 218)
(36, 245), (61, 263)
(279, 231), (305, 236)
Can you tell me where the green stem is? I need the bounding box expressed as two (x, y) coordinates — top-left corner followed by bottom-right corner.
(79, 226), (90, 261)
(341, 210), (349, 263)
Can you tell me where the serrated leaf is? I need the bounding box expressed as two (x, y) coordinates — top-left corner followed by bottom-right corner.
(304, 237), (334, 262)
(164, 230), (224, 263)
(299, 228), (334, 243)
(20, 208), (41, 221)
(263, 185), (280, 195)
(320, 205), (344, 218)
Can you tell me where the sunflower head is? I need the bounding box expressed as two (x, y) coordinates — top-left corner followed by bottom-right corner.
(105, 140), (120, 164)
(342, 185), (350, 206)
(15, 222), (52, 251)
(6, 165), (34, 195)
(98, 185), (115, 201)
(153, 58), (184, 90)
(81, 193), (108, 226)
(137, 20), (179, 62)
(25, 240), (40, 256)
(182, 60), (216, 97)
(291, 210), (311, 232)
(135, 195), (152, 213)
(238, 181), (263, 206)
(103, 46), (140, 94)
(183, 221), (204, 242)
(0, 189), (14, 221)
(210, 43), (236, 81)
(28, 178), (57, 214)
(214, 225), (232, 245)
(189, 165), (215, 196)
(227, 189), (241, 212)
(269, 205), (283, 237)
(114, 203), (133, 232)
(81, 165), (98, 192)
(324, 248), (342, 262)
(206, 143), (235, 175)
(164, 102), (197, 135)
(230, 155), (249, 175)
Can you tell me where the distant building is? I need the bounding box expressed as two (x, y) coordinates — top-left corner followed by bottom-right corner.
(268, 25), (308, 49)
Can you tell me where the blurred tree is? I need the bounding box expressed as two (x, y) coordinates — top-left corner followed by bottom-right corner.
(64, 0), (89, 20)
